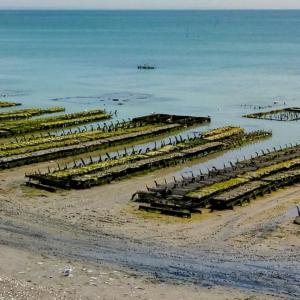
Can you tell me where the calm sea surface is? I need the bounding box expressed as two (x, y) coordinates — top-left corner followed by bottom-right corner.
(0, 10), (299, 171)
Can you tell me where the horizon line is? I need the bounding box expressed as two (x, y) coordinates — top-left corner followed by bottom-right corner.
(1, 8), (300, 11)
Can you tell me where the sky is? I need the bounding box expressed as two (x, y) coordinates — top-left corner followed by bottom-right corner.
(0, 0), (300, 10)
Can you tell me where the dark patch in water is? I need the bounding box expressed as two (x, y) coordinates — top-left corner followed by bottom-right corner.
(50, 92), (176, 106)
(95, 92), (153, 102)
(50, 92), (152, 104)
(50, 96), (100, 105)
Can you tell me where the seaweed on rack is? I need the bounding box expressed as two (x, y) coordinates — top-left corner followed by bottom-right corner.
(0, 109), (111, 136)
(0, 101), (22, 108)
(25, 127), (272, 190)
(0, 107), (65, 121)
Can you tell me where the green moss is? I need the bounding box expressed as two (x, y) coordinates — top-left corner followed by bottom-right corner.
(31, 128), (271, 188)
(0, 124), (174, 157)
(0, 109), (110, 136)
(241, 158), (300, 179)
(0, 107), (65, 121)
(0, 101), (22, 108)
(203, 126), (244, 141)
(187, 177), (249, 199)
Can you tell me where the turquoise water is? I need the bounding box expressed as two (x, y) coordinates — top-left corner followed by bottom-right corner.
(0, 10), (300, 170)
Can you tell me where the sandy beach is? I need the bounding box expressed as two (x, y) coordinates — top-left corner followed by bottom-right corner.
(0, 158), (299, 299)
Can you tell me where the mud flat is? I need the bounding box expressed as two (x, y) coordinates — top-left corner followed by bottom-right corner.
(0, 157), (299, 299)
(25, 126), (271, 191)
(134, 143), (300, 217)
(0, 246), (278, 300)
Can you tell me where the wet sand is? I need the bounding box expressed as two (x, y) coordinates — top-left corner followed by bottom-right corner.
(0, 160), (299, 299)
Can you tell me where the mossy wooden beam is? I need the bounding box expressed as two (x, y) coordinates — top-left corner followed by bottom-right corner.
(0, 107), (65, 121)
(0, 109), (111, 137)
(244, 107), (300, 121)
(0, 101), (22, 108)
(133, 143), (300, 215)
(0, 124), (180, 158)
(187, 177), (249, 200)
(26, 127), (271, 190)
(0, 114), (210, 169)
(188, 156), (300, 201)
(211, 168), (300, 209)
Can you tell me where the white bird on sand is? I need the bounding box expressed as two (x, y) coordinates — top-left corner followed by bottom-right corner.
(63, 266), (73, 276)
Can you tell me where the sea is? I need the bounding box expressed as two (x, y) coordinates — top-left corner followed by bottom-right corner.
(0, 10), (300, 173)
